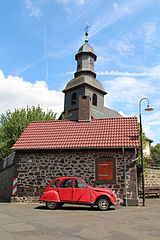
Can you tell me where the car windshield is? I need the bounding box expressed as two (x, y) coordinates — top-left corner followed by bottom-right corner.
(50, 179), (60, 188)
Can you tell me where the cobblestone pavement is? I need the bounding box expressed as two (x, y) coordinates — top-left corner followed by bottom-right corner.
(0, 198), (160, 240)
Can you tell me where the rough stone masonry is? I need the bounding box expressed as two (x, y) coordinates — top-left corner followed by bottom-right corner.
(12, 148), (138, 205)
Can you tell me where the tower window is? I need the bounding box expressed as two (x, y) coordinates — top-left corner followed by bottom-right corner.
(92, 93), (97, 106)
(71, 92), (77, 105)
(90, 58), (94, 65)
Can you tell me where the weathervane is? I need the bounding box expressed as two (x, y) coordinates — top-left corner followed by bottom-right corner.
(84, 23), (90, 43)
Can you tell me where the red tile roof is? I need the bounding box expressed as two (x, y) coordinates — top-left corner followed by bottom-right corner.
(12, 117), (139, 150)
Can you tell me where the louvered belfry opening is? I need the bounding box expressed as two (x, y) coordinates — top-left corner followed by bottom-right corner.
(78, 95), (91, 122)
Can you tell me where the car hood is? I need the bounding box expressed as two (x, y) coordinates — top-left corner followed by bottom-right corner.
(89, 186), (112, 193)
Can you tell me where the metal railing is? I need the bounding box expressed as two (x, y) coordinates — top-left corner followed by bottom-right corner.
(0, 152), (15, 172)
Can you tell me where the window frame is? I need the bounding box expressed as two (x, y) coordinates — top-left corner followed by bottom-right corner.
(95, 158), (116, 184)
(92, 93), (97, 106)
(71, 92), (77, 105)
(50, 179), (60, 188)
(59, 179), (73, 188)
(74, 179), (87, 189)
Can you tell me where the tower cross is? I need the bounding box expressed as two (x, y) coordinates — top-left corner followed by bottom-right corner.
(84, 24), (90, 43)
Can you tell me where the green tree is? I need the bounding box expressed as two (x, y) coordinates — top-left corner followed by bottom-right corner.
(151, 143), (160, 166)
(60, 111), (72, 120)
(137, 123), (147, 168)
(0, 106), (57, 160)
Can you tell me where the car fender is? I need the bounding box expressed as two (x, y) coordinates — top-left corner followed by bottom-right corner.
(40, 190), (60, 202)
(95, 193), (116, 205)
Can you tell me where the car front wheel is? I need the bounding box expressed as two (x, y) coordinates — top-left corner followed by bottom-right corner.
(46, 201), (58, 210)
(97, 198), (110, 211)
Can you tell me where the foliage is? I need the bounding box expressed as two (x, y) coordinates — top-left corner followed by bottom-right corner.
(0, 106), (57, 161)
(136, 123), (153, 179)
(151, 143), (160, 166)
(60, 111), (72, 120)
(137, 123), (147, 169)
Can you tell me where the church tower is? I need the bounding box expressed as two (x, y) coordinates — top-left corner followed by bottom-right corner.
(62, 31), (122, 121)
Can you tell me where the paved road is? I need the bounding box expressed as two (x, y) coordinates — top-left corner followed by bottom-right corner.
(0, 199), (160, 240)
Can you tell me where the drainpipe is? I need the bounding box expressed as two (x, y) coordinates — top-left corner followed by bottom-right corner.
(122, 147), (128, 207)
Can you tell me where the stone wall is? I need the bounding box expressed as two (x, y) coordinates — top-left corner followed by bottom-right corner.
(145, 167), (160, 187)
(13, 148), (138, 205)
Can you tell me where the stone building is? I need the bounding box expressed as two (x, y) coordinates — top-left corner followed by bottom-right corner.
(1, 33), (140, 205)
(12, 118), (139, 205)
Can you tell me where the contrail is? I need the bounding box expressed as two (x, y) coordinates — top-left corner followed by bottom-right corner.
(13, 57), (45, 76)
(43, 24), (48, 83)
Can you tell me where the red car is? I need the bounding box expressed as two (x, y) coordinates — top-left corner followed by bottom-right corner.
(40, 177), (117, 211)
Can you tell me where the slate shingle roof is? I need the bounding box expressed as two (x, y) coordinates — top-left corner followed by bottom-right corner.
(92, 107), (122, 119)
(12, 117), (139, 150)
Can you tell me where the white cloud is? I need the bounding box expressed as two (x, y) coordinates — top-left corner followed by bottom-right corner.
(113, 2), (131, 13)
(0, 70), (64, 117)
(116, 40), (133, 56)
(25, 0), (41, 18)
(104, 76), (154, 106)
(145, 110), (160, 125)
(57, 0), (86, 6)
(143, 22), (157, 44)
(77, 0), (86, 4)
(147, 64), (160, 79)
(143, 123), (155, 141)
(142, 111), (160, 143)
(96, 62), (160, 80)
(97, 70), (147, 77)
(118, 111), (126, 117)
(56, 0), (87, 16)
(113, 3), (118, 9)
(103, 75), (159, 142)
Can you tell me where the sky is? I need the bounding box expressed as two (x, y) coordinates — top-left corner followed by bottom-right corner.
(0, 0), (160, 145)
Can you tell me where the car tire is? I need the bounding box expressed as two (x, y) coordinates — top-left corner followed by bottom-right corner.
(97, 198), (110, 211)
(46, 201), (58, 210)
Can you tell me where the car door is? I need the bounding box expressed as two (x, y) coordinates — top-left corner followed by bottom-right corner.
(58, 178), (73, 201)
(72, 179), (91, 203)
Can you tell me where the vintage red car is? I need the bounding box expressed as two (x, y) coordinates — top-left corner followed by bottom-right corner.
(40, 177), (117, 211)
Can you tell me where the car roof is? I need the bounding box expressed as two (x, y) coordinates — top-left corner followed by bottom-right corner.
(53, 176), (83, 181)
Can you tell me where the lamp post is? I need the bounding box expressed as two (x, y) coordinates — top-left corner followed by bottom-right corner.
(139, 98), (154, 206)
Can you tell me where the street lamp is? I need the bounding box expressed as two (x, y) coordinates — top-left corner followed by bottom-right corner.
(139, 97), (154, 206)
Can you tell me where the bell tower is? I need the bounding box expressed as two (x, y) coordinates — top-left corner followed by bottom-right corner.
(75, 31), (97, 78)
(62, 31), (106, 121)
(62, 30), (122, 121)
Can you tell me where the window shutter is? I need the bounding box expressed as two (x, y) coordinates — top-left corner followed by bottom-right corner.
(97, 160), (113, 180)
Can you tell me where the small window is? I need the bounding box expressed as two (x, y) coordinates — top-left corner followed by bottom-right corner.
(74, 179), (86, 188)
(96, 158), (116, 183)
(90, 58), (94, 65)
(60, 179), (72, 188)
(77, 62), (81, 70)
(71, 92), (77, 105)
(92, 93), (97, 106)
(50, 179), (60, 188)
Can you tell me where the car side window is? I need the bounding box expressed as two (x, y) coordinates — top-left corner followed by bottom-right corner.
(60, 179), (72, 188)
(74, 179), (86, 188)
(50, 179), (60, 188)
